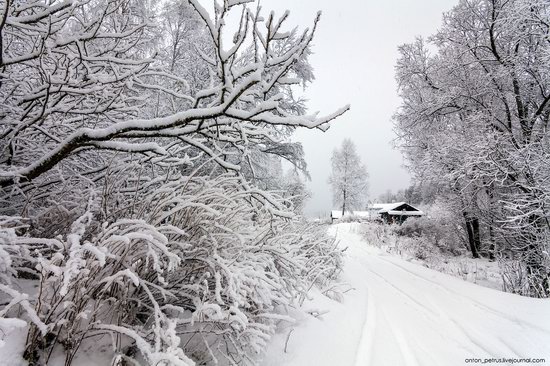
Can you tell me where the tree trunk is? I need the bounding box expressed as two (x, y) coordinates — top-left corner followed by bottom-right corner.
(486, 184), (496, 260)
(488, 224), (495, 260)
(342, 189), (346, 216)
(463, 212), (480, 258)
(471, 217), (481, 255)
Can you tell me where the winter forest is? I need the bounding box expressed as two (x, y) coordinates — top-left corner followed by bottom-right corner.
(0, 0), (549, 366)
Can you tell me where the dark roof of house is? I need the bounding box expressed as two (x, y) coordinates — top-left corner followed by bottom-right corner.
(372, 202), (424, 216)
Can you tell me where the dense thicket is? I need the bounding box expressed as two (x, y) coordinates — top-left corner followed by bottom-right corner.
(0, 1), (346, 364)
(394, 0), (550, 297)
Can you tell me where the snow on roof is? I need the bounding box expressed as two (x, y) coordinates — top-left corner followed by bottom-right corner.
(331, 203), (424, 219)
(370, 202), (406, 212)
(331, 210), (370, 219)
(378, 202), (408, 213)
(369, 202), (424, 215)
(387, 210), (424, 216)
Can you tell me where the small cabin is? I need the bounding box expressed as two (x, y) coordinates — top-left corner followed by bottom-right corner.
(369, 202), (424, 224)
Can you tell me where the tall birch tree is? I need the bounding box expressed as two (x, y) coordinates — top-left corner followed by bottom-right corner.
(329, 139), (369, 215)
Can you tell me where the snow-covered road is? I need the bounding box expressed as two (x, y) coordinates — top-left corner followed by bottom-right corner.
(263, 223), (550, 366)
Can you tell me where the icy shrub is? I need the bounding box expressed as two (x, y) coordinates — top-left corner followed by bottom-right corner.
(393, 212), (463, 256)
(360, 221), (392, 247)
(0, 216), (47, 350)
(22, 213), (194, 366)
(5, 174), (342, 366)
(338, 214), (366, 223)
(499, 247), (550, 298)
(410, 239), (429, 260)
(393, 218), (425, 237)
(136, 174), (343, 365)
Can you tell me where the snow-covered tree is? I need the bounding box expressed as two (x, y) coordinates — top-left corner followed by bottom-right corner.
(0, 0), (348, 190)
(328, 139), (369, 215)
(394, 0), (550, 297)
(378, 189), (407, 204)
(0, 1), (348, 364)
(281, 169), (311, 215)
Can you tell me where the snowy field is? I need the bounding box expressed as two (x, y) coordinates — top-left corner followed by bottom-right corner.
(263, 223), (550, 366)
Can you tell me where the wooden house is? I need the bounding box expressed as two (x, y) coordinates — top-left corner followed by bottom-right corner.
(369, 202), (424, 224)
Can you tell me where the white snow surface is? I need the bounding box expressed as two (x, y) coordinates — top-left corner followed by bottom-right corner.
(2, 223), (549, 366)
(263, 223), (550, 366)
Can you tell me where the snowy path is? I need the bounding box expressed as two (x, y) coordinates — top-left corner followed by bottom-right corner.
(263, 223), (550, 366)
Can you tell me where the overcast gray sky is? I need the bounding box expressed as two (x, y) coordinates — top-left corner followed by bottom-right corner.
(201, 0), (459, 216)
(252, 0), (459, 217)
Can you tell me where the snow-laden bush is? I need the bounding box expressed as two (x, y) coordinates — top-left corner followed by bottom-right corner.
(390, 214), (463, 261)
(2, 174), (342, 365)
(338, 214), (367, 223)
(0, 1), (348, 363)
(20, 212), (194, 365)
(0, 216), (47, 351)
(132, 174), (343, 365)
(499, 241), (550, 298)
(393, 211), (464, 255)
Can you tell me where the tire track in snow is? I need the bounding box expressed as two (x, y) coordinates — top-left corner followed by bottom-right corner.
(375, 255), (550, 334)
(356, 259), (442, 365)
(446, 316), (531, 359)
(360, 256), (482, 364)
(353, 287), (376, 366)
(382, 307), (420, 366)
(330, 224), (550, 366)
(363, 263), (438, 318)
(365, 252), (547, 359)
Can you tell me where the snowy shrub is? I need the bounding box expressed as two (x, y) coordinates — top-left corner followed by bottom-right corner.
(499, 246), (550, 298)
(21, 212), (194, 365)
(393, 218), (425, 237)
(132, 174), (343, 365)
(0, 0), (348, 363)
(359, 220), (505, 289)
(410, 239), (429, 261)
(0, 217), (48, 349)
(362, 217), (454, 260)
(500, 259), (531, 296)
(338, 214), (366, 223)
(0, 216), (23, 285)
(7, 174), (342, 365)
(394, 210), (464, 256)
(360, 222), (392, 248)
